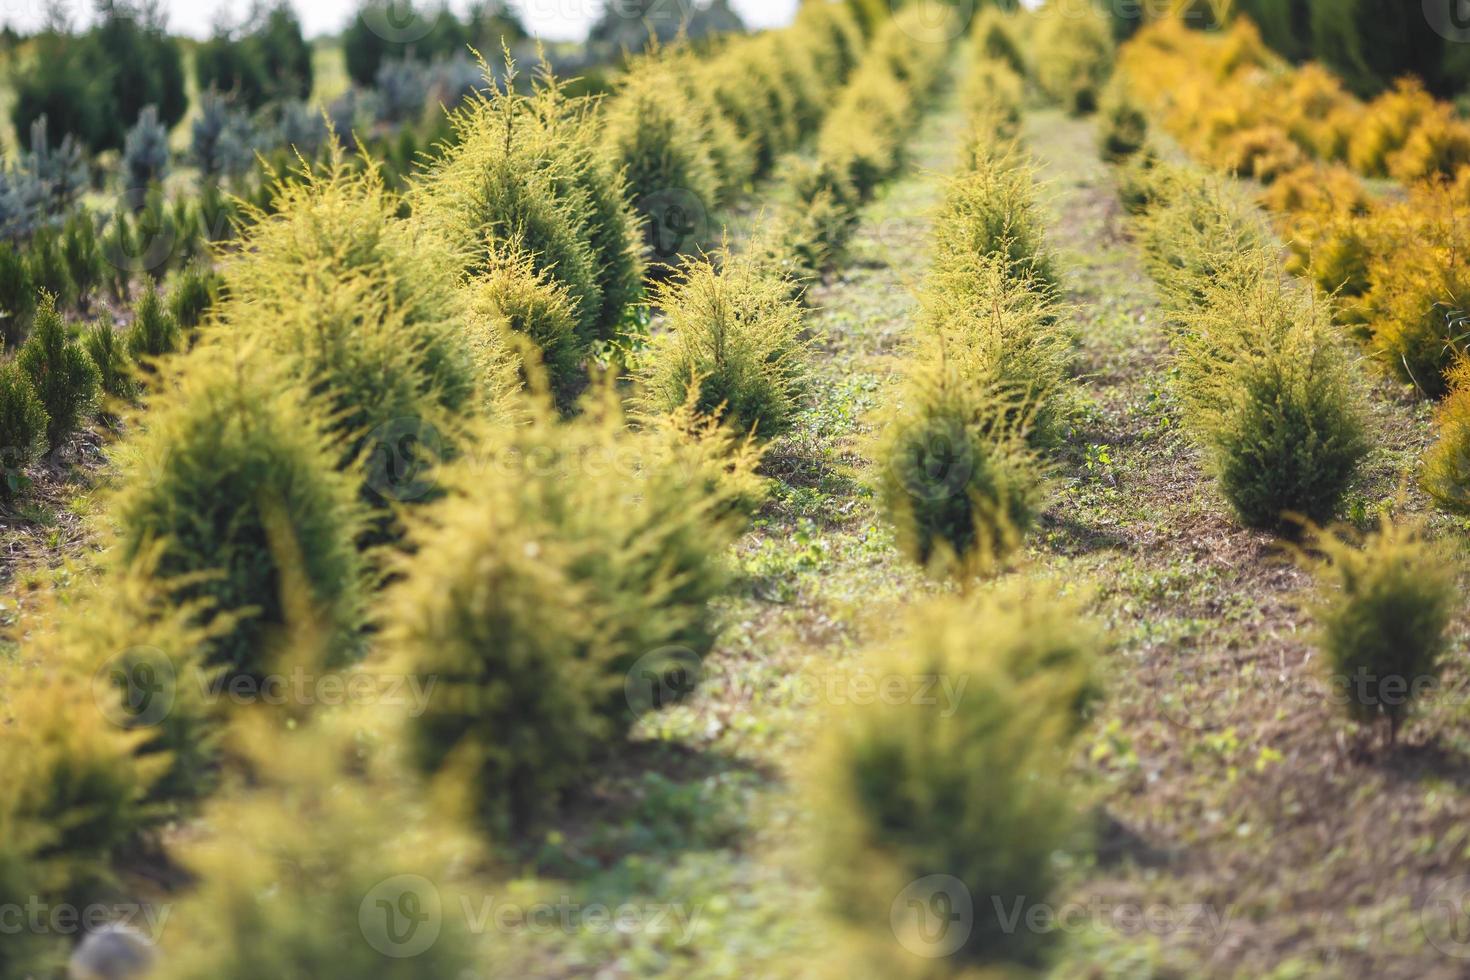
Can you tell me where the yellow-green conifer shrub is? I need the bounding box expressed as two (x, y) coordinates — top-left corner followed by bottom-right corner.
(152, 718), (486, 980)
(637, 247), (811, 441)
(601, 53), (720, 263)
(667, 49), (756, 204)
(1308, 519), (1456, 744)
(0, 360), (48, 498)
(806, 586), (1096, 971)
(973, 6), (1025, 77)
(107, 342), (367, 684)
(919, 250), (1072, 449)
(0, 669), (161, 904)
(797, 0), (866, 83)
(709, 42), (800, 177)
(1030, 0), (1114, 115)
(0, 802), (59, 980)
(463, 246), (583, 400)
(962, 57), (1025, 143)
(1173, 257), (1367, 531)
(1138, 171), (1270, 319)
(43, 567), (228, 811)
(1422, 358), (1470, 512)
(1115, 145), (1173, 216)
(412, 67), (606, 340)
(221, 153), (484, 531)
(873, 359), (1044, 578)
(932, 147), (1060, 296)
(1361, 186), (1470, 397)
(524, 73), (646, 338)
(1097, 79), (1149, 163)
(384, 393), (757, 833)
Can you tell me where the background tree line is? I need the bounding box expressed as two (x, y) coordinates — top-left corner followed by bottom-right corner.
(1106, 0), (1466, 100)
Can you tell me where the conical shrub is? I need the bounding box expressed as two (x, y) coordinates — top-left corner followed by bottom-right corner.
(933, 148), (1059, 296)
(1307, 518), (1456, 743)
(638, 247), (810, 440)
(384, 392), (756, 834)
(462, 246), (582, 400)
(220, 153), (481, 526)
(412, 62), (612, 343)
(0, 359), (46, 498)
(18, 292), (99, 452)
(807, 585), (1097, 970)
(601, 53), (720, 265)
(1174, 255), (1367, 530)
(107, 341), (366, 683)
(873, 358), (1043, 577)
(0, 669), (161, 905)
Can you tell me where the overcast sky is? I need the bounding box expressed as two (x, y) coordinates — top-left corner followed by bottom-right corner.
(0, 0), (800, 40)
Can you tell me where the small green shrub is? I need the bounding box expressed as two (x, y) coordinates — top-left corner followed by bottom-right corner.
(1097, 80), (1149, 162)
(386, 395), (757, 834)
(1138, 172), (1270, 318)
(0, 807), (60, 980)
(807, 585), (1095, 970)
(873, 359), (1043, 577)
(1308, 518), (1456, 743)
(126, 278), (181, 364)
(0, 361), (48, 498)
(0, 242), (36, 347)
(18, 293), (99, 452)
(637, 248), (810, 441)
(1115, 144), (1169, 215)
(26, 228), (75, 310)
(709, 43), (796, 178)
(169, 262), (221, 331)
(973, 6), (1025, 76)
(107, 343), (366, 683)
(83, 314), (138, 408)
(44, 568), (226, 811)
(1420, 356), (1470, 513)
(1175, 257), (1367, 530)
(964, 57), (1025, 143)
(668, 49), (756, 203)
(61, 211), (104, 309)
(918, 250), (1071, 449)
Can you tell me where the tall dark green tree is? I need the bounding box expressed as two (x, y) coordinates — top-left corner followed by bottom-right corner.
(12, 1), (186, 152)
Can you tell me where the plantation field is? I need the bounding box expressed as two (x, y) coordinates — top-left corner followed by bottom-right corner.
(5, 3), (1470, 979)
